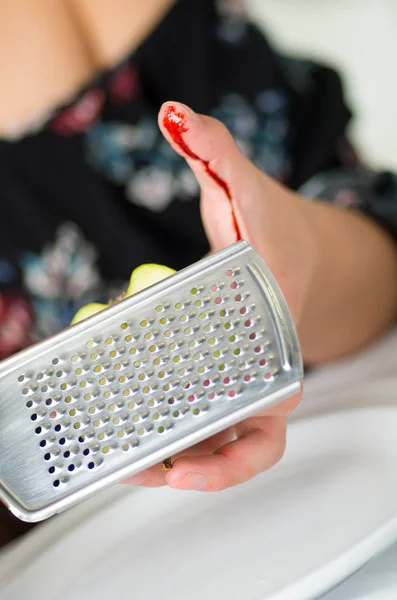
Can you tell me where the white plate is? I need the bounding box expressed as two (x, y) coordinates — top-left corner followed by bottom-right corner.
(1, 330), (397, 600)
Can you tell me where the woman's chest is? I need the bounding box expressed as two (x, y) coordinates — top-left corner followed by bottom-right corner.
(0, 0), (174, 136)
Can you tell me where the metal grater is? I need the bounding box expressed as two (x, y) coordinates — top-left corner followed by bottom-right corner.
(0, 242), (302, 522)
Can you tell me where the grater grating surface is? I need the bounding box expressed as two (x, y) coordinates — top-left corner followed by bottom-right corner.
(0, 242), (302, 522)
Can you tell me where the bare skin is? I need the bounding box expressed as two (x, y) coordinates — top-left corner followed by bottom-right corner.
(0, 2), (396, 491)
(0, 0), (175, 135)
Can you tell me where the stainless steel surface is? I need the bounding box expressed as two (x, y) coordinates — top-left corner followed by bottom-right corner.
(0, 242), (302, 523)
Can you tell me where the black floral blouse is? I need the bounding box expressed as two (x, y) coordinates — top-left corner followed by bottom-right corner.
(0, 0), (396, 358)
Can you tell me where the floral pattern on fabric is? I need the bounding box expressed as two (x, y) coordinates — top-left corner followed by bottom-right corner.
(108, 65), (140, 105)
(82, 90), (291, 212)
(84, 118), (199, 211)
(0, 259), (34, 358)
(50, 64), (139, 137)
(19, 223), (122, 341)
(51, 90), (106, 137)
(0, 287), (33, 359)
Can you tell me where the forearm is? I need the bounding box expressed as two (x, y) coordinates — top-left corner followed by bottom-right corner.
(299, 200), (397, 364)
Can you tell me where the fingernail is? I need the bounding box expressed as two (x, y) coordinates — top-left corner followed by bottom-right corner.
(121, 472), (147, 485)
(168, 472), (208, 491)
(165, 102), (201, 124)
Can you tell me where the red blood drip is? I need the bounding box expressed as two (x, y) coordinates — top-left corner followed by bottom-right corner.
(163, 106), (241, 241)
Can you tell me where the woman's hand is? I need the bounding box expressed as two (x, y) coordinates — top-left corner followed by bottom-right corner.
(123, 101), (397, 491)
(122, 102), (314, 491)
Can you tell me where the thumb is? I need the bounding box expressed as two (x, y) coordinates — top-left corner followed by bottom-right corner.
(158, 101), (260, 251)
(158, 101), (317, 326)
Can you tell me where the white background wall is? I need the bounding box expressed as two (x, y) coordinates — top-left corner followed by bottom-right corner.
(247, 0), (397, 171)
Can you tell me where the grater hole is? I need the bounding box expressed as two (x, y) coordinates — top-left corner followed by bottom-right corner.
(264, 372), (273, 381)
(68, 464), (75, 472)
(208, 392), (216, 400)
(240, 307), (247, 315)
(35, 426), (42, 434)
(45, 398), (52, 406)
(244, 374), (251, 383)
(215, 297), (223, 305)
(244, 319), (252, 328)
(88, 462), (95, 469)
(210, 284), (218, 292)
(226, 269), (233, 278)
(121, 322), (128, 330)
(254, 346), (262, 354)
(52, 358), (59, 366)
(44, 453), (51, 461)
(235, 294), (242, 302)
(190, 287), (198, 296)
(259, 358), (267, 367)
(31, 413), (37, 421)
(53, 480), (60, 487)
(155, 305), (163, 313)
(228, 390), (236, 398)
(48, 466), (55, 475)
(40, 440), (46, 448)
(18, 375), (24, 383)
(249, 332), (257, 340)
(26, 400), (33, 408)
(230, 281), (238, 290)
